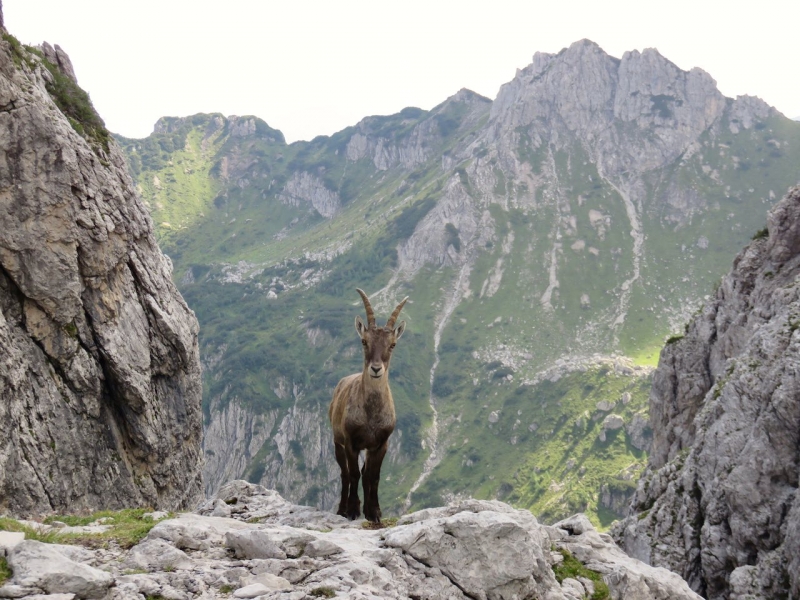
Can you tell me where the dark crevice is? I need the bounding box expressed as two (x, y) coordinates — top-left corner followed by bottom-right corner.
(75, 254), (145, 484)
(79, 295), (150, 502)
(0, 258), (23, 323)
(690, 478), (707, 597)
(127, 256), (189, 372)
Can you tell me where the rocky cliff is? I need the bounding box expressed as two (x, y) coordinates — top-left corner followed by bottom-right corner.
(614, 185), (800, 599)
(0, 480), (701, 600)
(0, 22), (203, 515)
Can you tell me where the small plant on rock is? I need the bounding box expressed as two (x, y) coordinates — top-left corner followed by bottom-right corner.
(552, 548), (610, 600)
(0, 557), (11, 585)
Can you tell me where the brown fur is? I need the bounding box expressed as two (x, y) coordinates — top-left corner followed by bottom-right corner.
(328, 290), (406, 522)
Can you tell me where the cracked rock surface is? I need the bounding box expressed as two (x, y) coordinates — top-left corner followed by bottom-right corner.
(0, 481), (701, 600)
(0, 26), (203, 515)
(615, 185), (800, 599)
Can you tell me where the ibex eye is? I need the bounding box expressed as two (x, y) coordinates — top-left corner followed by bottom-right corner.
(390, 344), (396, 349)
(361, 339), (367, 346)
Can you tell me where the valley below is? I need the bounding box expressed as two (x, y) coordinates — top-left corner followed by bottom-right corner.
(116, 41), (800, 525)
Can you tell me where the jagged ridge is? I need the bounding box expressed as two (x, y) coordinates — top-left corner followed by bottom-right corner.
(615, 185), (800, 599)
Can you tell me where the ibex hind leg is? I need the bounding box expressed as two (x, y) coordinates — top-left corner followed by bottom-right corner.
(333, 442), (349, 517)
(361, 461), (372, 516)
(344, 444), (362, 520)
(363, 442), (388, 523)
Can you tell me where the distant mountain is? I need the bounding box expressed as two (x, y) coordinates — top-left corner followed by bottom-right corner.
(118, 40), (800, 524)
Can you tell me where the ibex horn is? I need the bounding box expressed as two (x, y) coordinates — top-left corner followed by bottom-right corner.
(356, 288), (376, 328)
(386, 296), (409, 329)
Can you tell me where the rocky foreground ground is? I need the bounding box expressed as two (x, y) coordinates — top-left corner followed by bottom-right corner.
(0, 481), (698, 600)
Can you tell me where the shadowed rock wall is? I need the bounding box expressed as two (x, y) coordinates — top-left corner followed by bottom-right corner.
(615, 185), (800, 599)
(0, 26), (203, 516)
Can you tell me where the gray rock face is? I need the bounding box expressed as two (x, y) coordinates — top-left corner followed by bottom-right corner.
(0, 481), (700, 600)
(0, 35), (203, 514)
(278, 171), (341, 218)
(490, 40), (728, 180)
(38, 42), (77, 84)
(615, 186), (800, 599)
(4, 541), (113, 599)
(384, 509), (551, 600)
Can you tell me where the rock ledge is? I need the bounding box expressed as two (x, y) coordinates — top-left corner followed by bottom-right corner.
(1, 480), (700, 600)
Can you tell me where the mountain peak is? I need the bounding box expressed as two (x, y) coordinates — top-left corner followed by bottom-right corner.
(449, 87), (492, 104)
(566, 38), (606, 53)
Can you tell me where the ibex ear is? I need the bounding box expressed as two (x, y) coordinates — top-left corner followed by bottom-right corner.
(355, 315), (367, 338)
(394, 320), (406, 340)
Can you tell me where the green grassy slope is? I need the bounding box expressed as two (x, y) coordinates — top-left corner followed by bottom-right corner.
(117, 87), (800, 525)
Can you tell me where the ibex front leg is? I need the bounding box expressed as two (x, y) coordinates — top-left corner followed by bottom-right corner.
(334, 442), (349, 517)
(363, 441), (388, 523)
(344, 443), (362, 520)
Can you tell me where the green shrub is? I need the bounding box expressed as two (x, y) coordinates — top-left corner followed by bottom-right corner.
(2, 32), (32, 68)
(385, 197), (437, 243)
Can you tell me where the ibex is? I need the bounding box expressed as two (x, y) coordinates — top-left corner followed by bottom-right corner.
(328, 288), (407, 522)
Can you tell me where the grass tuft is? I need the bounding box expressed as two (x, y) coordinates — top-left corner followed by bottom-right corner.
(361, 516), (399, 530)
(310, 587), (337, 598)
(0, 556), (11, 585)
(552, 548), (610, 600)
(1, 508), (168, 549)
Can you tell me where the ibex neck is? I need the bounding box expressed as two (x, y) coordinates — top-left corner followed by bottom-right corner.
(361, 369), (390, 394)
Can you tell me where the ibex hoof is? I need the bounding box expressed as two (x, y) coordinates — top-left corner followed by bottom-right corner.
(364, 508), (381, 523)
(345, 505), (361, 520)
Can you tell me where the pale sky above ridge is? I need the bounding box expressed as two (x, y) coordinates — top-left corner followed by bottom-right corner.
(5, 0), (799, 143)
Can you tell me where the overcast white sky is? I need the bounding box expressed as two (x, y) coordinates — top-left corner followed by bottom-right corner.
(5, 0), (799, 143)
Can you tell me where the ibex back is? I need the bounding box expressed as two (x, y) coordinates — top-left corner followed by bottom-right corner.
(328, 288), (407, 522)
